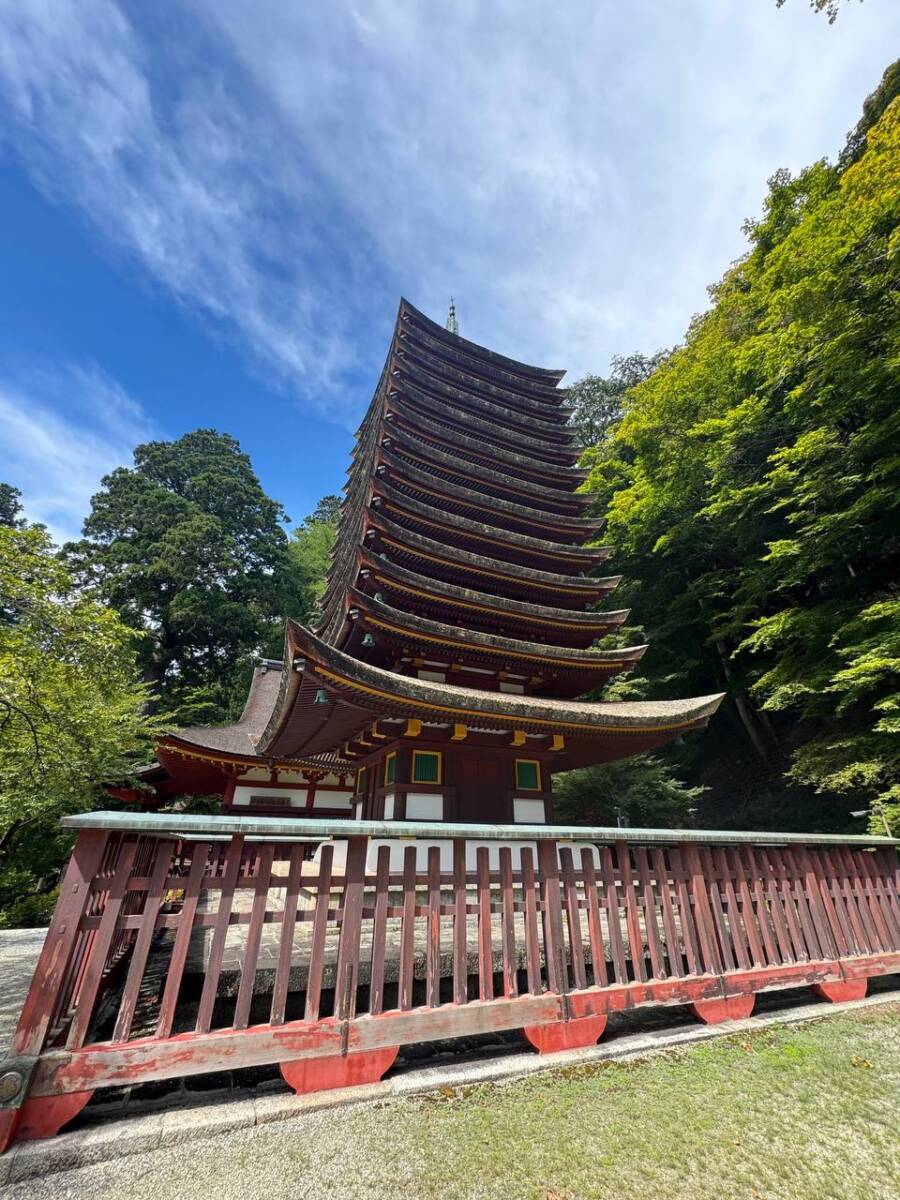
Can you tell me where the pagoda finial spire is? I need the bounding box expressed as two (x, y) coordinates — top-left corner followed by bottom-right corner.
(446, 296), (458, 336)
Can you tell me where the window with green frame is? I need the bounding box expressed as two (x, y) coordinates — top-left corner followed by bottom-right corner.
(515, 759), (541, 791)
(412, 750), (442, 784)
(384, 752), (396, 785)
(356, 766), (367, 797)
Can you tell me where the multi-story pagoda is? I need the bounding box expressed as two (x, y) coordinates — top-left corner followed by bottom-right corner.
(138, 299), (722, 822)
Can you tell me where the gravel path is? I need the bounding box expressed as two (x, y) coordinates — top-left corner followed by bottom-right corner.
(0, 928), (45, 1054)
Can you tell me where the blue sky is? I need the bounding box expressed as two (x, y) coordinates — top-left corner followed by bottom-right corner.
(1, 1), (898, 543)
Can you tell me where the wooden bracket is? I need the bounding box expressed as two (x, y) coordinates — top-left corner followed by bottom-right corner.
(450, 724), (468, 742)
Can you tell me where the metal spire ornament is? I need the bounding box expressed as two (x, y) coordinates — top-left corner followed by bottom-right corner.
(446, 296), (459, 336)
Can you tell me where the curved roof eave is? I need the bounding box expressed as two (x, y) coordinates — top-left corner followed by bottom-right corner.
(258, 619), (724, 757)
(348, 589), (644, 666)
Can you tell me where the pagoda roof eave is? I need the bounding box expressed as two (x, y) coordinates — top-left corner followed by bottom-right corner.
(390, 377), (580, 466)
(372, 481), (608, 563)
(348, 589), (644, 669)
(398, 298), (566, 384)
(397, 336), (573, 419)
(385, 393), (588, 483)
(378, 447), (604, 533)
(394, 358), (576, 444)
(369, 512), (614, 595)
(383, 424), (593, 512)
(259, 619), (724, 762)
(356, 548), (624, 629)
(155, 735), (351, 775)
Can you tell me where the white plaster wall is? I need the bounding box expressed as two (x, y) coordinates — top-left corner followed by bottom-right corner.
(232, 785), (308, 807)
(405, 792), (444, 820)
(513, 797), (546, 824)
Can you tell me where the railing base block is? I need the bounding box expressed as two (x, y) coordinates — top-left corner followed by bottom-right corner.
(3, 1090), (93, 1148)
(523, 994), (608, 1053)
(280, 1047), (398, 1095)
(690, 995), (756, 1025)
(522, 1014), (608, 1054)
(812, 979), (868, 1004)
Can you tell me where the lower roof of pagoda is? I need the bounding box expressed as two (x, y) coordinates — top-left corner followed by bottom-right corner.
(353, 548), (625, 646)
(371, 482), (609, 573)
(258, 620), (724, 770)
(377, 446), (603, 540)
(343, 589), (645, 692)
(139, 662), (353, 797)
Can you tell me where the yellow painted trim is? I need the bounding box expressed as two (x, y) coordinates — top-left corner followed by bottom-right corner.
(371, 723), (387, 740)
(451, 723), (468, 741)
(384, 751), (397, 785)
(158, 737), (306, 771)
(412, 748), (443, 785)
(365, 614), (619, 670)
(511, 730), (527, 747)
(380, 535), (599, 597)
(371, 574), (613, 632)
(405, 718), (422, 737)
(314, 665), (704, 736)
(551, 734), (565, 751)
(515, 758), (543, 791)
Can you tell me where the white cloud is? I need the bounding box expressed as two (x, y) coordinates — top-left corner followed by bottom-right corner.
(0, 364), (156, 544)
(0, 0), (897, 413)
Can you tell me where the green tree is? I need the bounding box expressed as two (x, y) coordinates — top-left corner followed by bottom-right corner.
(554, 755), (704, 829)
(0, 483), (25, 529)
(568, 353), (667, 450)
(285, 494), (341, 628)
(0, 522), (156, 923)
(580, 86), (900, 834)
(65, 430), (291, 722)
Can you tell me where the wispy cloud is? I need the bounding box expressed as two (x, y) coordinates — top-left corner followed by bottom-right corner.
(0, 363), (156, 544)
(0, 0), (896, 417)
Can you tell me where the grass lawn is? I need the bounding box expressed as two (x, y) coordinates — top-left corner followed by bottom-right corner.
(12, 1004), (900, 1200)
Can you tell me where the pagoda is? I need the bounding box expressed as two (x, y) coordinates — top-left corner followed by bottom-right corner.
(138, 299), (722, 822)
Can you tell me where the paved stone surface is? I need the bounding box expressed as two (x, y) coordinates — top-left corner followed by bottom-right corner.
(0, 928), (45, 1054)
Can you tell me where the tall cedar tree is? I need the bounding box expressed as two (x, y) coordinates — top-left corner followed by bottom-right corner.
(580, 70), (900, 835)
(65, 430), (290, 724)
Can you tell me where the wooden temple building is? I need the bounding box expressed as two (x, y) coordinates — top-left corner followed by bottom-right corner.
(137, 299), (723, 823)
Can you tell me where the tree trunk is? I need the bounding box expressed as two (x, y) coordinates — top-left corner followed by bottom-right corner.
(713, 638), (773, 765)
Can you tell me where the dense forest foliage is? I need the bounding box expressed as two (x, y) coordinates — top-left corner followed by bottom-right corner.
(0, 66), (897, 925)
(569, 67), (900, 837)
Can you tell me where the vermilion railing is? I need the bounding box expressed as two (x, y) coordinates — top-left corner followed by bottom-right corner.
(1, 813), (897, 1151)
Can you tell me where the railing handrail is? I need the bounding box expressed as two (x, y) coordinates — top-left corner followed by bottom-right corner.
(61, 810), (900, 847)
